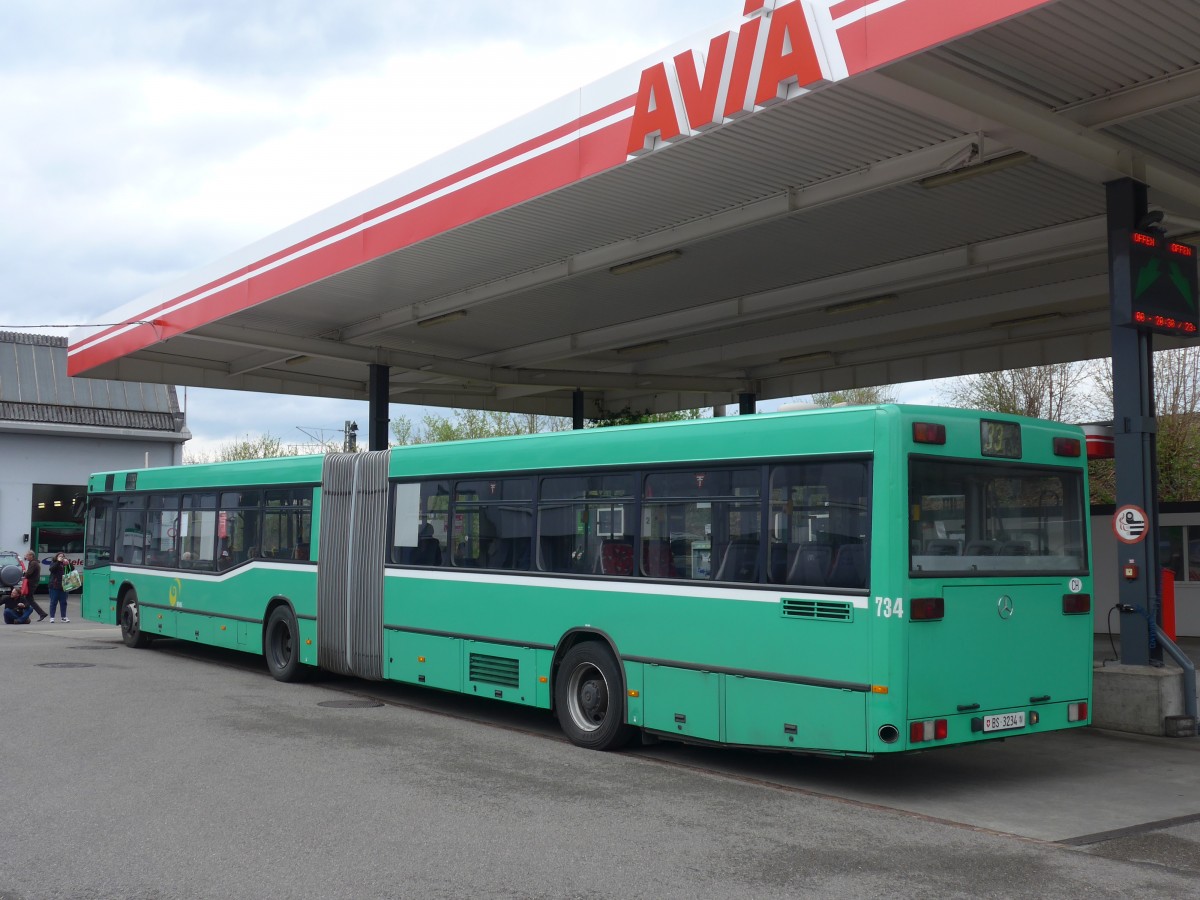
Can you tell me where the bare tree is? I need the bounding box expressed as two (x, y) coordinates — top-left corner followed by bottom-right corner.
(184, 433), (299, 464)
(938, 363), (1090, 422)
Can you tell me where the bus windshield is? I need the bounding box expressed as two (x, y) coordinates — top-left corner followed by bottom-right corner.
(909, 458), (1087, 576)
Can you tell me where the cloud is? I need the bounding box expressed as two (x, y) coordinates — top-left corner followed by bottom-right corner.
(1, 1), (735, 445)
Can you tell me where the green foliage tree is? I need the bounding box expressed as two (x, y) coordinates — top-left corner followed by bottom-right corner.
(810, 385), (897, 407)
(391, 409), (569, 445)
(587, 402), (703, 428)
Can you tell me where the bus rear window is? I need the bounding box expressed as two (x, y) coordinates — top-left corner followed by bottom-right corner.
(909, 459), (1086, 576)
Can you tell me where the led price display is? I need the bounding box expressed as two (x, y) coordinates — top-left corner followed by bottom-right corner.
(1126, 232), (1199, 335)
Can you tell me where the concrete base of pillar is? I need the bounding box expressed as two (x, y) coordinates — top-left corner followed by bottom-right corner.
(1093, 662), (1197, 736)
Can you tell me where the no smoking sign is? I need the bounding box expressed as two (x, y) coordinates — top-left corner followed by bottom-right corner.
(1113, 505), (1149, 544)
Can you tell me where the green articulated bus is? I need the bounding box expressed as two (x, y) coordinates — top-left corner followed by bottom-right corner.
(81, 405), (1094, 756)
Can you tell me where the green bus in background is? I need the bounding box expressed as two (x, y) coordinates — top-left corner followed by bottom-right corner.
(29, 521), (85, 589)
(81, 406), (1094, 756)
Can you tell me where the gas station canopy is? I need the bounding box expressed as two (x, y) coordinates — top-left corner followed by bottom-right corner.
(69, 0), (1200, 417)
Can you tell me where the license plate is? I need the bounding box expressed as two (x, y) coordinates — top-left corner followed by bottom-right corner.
(982, 712), (1026, 733)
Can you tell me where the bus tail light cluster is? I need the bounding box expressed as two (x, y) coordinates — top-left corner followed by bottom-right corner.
(1053, 437), (1081, 457)
(910, 719), (948, 743)
(1062, 593), (1091, 615)
(1068, 701), (1088, 722)
(912, 422), (946, 445)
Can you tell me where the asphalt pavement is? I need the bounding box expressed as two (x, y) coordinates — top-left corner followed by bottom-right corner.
(2, 618), (1198, 899)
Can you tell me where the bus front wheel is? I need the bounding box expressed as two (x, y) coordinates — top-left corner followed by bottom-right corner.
(264, 606), (306, 683)
(119, 590), (153, 649)
(555, 642), (635, 751)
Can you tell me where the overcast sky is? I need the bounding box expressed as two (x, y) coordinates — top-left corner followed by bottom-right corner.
(1, 0), (939, 456)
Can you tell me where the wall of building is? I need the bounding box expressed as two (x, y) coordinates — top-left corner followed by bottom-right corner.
(0, 430), (183, 556)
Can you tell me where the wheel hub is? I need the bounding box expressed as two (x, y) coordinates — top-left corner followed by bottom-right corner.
(579, 678), (606, 722)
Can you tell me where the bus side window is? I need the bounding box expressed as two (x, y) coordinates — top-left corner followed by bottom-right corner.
(391, 481), (449, 567)
(768, 461), (871, 589)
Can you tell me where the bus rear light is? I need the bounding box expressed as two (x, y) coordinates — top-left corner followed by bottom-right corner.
(909, 719), (948, 743)
(912, 422), (946, 445)
(910, 597), (944, 621)
(1062, 593), (1091, 615)
(1068, 701), (1088, 722)
(1053, 437), (1081, 457)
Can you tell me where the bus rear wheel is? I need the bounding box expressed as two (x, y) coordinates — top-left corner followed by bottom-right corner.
(555, 642), (635, 751)
(264, 606), (306, 683)
(119, 589), (152, 649)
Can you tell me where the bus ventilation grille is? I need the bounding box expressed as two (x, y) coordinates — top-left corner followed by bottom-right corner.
(781, 599), (853, 621)
(469, 653), (521, 688)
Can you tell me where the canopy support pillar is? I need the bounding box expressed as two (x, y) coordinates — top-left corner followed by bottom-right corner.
(1107, 178), (1163, 667)
(368, 364), (390, 451)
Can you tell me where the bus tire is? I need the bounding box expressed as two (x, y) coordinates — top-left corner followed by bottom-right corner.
(264, 605), (306, 683)
(555, 642), (635, 751)
(119, 589), (153, 649)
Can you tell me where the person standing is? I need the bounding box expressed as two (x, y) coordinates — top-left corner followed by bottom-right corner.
(21, 552), (48, 622)
(47, 552), (69, 623)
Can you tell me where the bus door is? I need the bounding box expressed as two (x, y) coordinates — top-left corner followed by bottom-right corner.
(83, 496), (118, 617)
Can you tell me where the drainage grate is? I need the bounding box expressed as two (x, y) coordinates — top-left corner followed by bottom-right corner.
(318, 699), (384, 709)
(38, 662), (96, 669)
(67, 645), (117, 651)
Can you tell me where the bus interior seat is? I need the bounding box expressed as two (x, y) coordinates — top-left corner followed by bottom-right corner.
(999, 541), (1031, 555)
(511, 537), (531, 570)
(411, 537), (442, 566)
(598, 539), (634, 576)
(715, 540), (759, 583)
(454, 542), (478, 567)
(482, 538), (512, 569)
(964, 540), (998, 556)
(827, 543), (866, 589)
(925, 539), (961, 556)
(538, 536), (561, 572)
(642, 540), (675, 577)
(786, 543), (833, 586)
(769, 544), (789, 582)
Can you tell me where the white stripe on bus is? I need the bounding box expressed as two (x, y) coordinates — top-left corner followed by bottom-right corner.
(108, 563), (869, 609)
(383, 567), (870, 608)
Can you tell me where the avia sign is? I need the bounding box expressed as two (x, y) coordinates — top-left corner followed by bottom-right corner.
(628, 0), (1053, 157)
